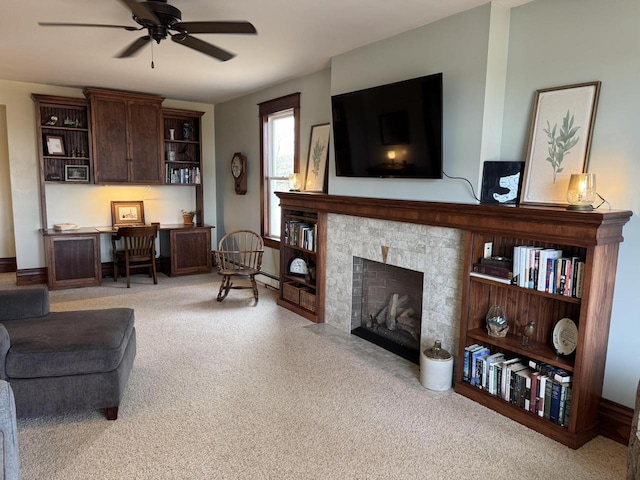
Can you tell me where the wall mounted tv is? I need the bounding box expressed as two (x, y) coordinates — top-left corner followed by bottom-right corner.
(331, 72), (442, 179)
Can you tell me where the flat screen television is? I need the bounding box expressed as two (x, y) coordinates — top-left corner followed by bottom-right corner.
(331, 72), (442, 179)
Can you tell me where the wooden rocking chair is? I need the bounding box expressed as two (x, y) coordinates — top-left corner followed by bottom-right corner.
(214, 230), (264, 303)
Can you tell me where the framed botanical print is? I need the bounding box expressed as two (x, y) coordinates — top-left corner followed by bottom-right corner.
(520, 82), (601, 206)
(303, 123), (330, 192)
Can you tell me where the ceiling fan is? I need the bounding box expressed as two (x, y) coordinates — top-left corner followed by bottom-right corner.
(39, 0), (257, 62)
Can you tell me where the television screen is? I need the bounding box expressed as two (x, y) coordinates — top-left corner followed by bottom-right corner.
(331, 72), (442, 179)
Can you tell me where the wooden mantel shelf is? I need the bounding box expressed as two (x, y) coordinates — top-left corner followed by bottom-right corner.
(277, 192), (632, 246)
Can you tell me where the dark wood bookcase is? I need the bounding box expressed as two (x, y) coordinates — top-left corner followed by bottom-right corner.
(273, 192), (632, 448)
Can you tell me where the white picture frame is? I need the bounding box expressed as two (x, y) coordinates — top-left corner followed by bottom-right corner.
(303, 123), (330, 192)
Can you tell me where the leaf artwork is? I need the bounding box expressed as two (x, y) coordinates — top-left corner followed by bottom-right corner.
(543, 110), (581, 183)
(311, 139), (326, 177)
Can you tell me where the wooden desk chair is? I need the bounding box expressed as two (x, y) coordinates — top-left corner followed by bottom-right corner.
(111, 225), (158, 288)
(214, 230), (264, 303)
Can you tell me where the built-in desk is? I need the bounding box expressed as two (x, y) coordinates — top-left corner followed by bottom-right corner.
(41, 224), (214, 289)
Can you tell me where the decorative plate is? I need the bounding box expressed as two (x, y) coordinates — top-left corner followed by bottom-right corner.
(289, 257), (308, 275)
(552, 318), (578, 355)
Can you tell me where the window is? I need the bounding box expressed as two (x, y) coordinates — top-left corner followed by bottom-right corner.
(258, 93), (300, 248)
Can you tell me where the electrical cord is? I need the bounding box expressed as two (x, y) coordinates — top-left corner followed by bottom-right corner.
(593, 192), (610, 210)
(443, 171), (480, 202)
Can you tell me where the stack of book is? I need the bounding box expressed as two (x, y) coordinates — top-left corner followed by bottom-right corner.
(463, 344), (572, 427)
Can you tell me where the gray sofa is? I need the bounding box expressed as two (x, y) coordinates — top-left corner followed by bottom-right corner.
(0, 287), (136, 419)
(0, 380), (21, 479)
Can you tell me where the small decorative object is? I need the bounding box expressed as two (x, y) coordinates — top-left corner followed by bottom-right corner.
(46, 174), (62, 181)
(304, 123), (330, 192)
(486, 304), (508, 338)
(552, 318), (578, 355)
(288, 257), (308, 276)
(521, 321), (536, 347)
(419, 340), (454, 391)
(169, 128), (175, 140)
(167, 150), (176, 161)
(288, 173), (301, 191)
(480, 161), (525, 205)
(520, 82), (601, 206)
(45, 135), (65, 156)
(181, 209), (195, 226)
(63, 117), (76, 127)
(566, 173), (596, 210)
(44, 115), (58, 126)
(182, 122), (193, 141)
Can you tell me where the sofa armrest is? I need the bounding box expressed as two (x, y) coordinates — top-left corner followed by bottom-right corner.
(0, 324), (9, 379)
(0, 287), (50, 321)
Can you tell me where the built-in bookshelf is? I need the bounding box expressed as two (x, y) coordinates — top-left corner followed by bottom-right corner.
(456, 231), (622, 449)
(276, 195), (326, 323)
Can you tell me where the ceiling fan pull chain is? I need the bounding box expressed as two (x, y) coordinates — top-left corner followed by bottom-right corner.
(151, 40), (155, 69)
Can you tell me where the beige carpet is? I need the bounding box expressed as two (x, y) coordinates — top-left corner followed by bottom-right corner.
(1, 272), (627, 479)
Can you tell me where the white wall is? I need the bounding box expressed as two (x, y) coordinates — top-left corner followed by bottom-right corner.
(0, 79), (215, 268)
(500, 0), (640, 407)
(214, 69), (331, 277)
(0, 105), (16, 259)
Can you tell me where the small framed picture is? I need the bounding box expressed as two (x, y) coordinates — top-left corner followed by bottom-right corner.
(45, 135), (66, 156)
(111, 201), (145, 227)
(480, 161), (525, 205)
(303, 123), (331, 192)
(64, 165), (89, 182)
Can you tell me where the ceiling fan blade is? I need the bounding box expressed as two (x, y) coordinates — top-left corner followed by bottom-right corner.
(116, 36), (151, 58)
(173, 21), (257, 35)
(171, 34), (234, 61)
(39, 22), (140, 31)
(116, 0), (159, 24)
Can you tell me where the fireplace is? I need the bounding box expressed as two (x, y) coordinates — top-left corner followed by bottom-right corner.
(324, 213), (464, 363)
(351, 257), (423, 363)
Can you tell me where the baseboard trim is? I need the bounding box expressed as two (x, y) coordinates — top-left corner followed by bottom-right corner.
(0, 257), (17, 273)
(598, 397), (633, 445)
(16, 267), (47, 286)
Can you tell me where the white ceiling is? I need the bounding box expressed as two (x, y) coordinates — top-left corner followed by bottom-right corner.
(1, 0), (531, 104)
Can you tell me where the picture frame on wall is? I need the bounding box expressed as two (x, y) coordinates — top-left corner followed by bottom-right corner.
(520, 81), (601, 206)
(64, 164), (89, 182)
(111, 201), (145, 227)
(480, 161), (525, 205)
(303, 123), (331, 192)
(45, 135), (65, 156)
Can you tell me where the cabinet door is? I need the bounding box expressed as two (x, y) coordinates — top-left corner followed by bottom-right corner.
(129, 100), (162, 183)
(169, 228), (212, 276)
(45, 234), (102, 289)
(92, 97), (129, 183)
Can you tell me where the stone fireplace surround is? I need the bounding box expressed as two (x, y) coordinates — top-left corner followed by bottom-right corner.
(324, 213), (464, 358)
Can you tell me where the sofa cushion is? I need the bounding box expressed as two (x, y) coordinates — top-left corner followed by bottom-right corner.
(1, 308), (134, 379)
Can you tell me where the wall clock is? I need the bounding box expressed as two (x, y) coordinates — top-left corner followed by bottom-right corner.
(231, 152), (247, 195)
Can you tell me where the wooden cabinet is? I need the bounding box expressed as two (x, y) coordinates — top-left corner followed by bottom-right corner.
(159, 225), (212, 276)
(85, 88), (164, 184)
(42, 229), (101, 289)
(455, 215), (630, 449)
(276, 193), (326, 323)
(162, 108), (205, 221)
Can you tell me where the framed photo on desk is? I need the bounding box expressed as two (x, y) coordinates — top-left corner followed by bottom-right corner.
(111, 201), (145, 227)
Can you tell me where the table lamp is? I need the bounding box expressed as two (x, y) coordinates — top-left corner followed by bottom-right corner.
(566, 173), (596, 211)
(288, 173), (301, 191)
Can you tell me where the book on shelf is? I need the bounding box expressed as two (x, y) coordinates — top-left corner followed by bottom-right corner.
(549, 379), (566, 424)
(463, 344), (481, 383)
(472, 263), (512, 280)
(561, 385), (572, 427)
(470, 346), (490, 387)
(475, 353), (490, 389)
(537, 249), (563, 291)
(485, 353), (505, 393)
(537, 375), (548, 417)
(528, 359), (572, 384)
(530, 371), (540, 414)
(543, 377), (553, 420)
(469, 271), (513, 285)
(500, 358), (522, 400)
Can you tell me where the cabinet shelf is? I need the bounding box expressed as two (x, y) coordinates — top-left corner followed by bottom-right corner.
(466, 328), (573, 371)
(166, 160), (200, 165)
(42, 126), (88, 132)
(469, 275), (581, 304)
(282, 244), (316, 255)
(164, 139), (199, 144)
(43, 156), (90, 161)
(283, 274), (316, 289)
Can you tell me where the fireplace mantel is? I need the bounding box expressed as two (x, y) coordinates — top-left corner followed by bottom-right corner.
(276, 192), (631, 246)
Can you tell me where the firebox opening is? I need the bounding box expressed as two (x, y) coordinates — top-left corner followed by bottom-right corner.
(351, 257), (423, 364)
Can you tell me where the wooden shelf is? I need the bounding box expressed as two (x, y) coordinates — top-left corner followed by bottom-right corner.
(283, 274), (316, 289)
(469, 275), (581, 304)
